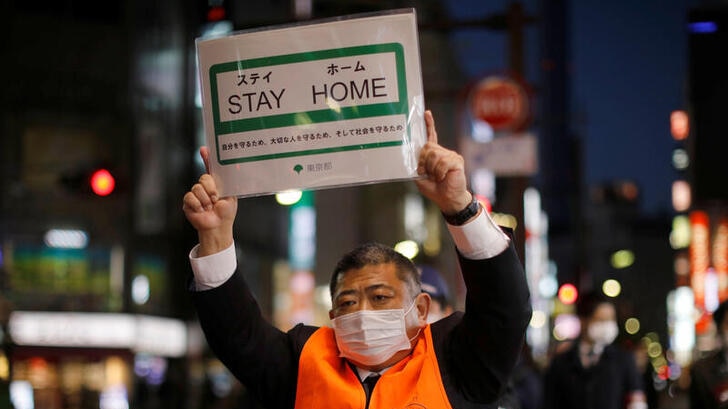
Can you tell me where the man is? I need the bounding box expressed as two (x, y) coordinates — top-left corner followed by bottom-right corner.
(542, 291), (646, 409)
(690, 299), (728, 409)
(182, 110), (531, 408)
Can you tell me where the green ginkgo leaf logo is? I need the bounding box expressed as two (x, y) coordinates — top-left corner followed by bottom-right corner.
(293, 164), (303, 174)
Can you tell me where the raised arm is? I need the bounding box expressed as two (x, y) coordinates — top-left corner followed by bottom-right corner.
(182, 146), (238, 257)
(414, 110), (479, 221)
(182, 147), (307, 408)
(416, 111), (531, 403)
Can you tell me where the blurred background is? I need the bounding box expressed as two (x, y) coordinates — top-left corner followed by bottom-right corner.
(1, 0), (726, 408)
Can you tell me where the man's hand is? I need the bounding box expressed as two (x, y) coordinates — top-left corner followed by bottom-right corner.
(415, 110), (474, 216)
(182, 147), (238, 256)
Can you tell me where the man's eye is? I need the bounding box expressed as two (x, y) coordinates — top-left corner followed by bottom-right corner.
(373, 295), (390, 302)
(338, 300), (355, 308)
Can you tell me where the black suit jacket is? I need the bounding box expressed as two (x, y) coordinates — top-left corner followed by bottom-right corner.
(542, 342), (644, 409)
(191, 238), (531, 409)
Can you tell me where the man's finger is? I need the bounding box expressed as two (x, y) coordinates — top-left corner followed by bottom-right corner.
(183, 191), (204, 213)
(200, 146), (211, 174)
(197, 174), (219, 203)
(425, 110), (438, 144)
(191, 182), (214, 210)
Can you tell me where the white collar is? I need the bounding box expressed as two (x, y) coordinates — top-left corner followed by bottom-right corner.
(355, 366), (390, 381)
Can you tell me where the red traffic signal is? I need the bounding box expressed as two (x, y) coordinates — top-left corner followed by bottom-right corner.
(207, 5), (226, 21)
(90, 168), (116, 196)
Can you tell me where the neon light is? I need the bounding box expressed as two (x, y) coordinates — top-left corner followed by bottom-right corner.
(688, 21), (718, 33)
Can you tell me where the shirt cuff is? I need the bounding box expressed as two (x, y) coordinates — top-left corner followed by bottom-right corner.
(189, 242), (237, 291)
(447, 210), (510, 260)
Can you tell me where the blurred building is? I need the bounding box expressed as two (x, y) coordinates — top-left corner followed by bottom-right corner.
(685, 4), (728, 355)
(0, 0), (468, 407)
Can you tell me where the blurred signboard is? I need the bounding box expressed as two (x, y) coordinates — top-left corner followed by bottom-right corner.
(459, 133), (538, 176)
(196, 9), (426, 197)
(469, 76), (530, 132)
(9, 312), (187, 357)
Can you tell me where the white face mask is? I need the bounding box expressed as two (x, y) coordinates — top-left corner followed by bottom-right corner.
(587, 320), (619, 347)
(332, 299), (420, 366)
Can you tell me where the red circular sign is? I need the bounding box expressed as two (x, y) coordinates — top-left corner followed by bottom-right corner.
(470, 77), (529, 131)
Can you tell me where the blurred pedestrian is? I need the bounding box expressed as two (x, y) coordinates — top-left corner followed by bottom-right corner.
(417, 265), (454, 323)
(542, 291), (647, 409)
(419, 264), (525, 409)
(690, 299), (728, 409)
(183, 110), (532, 408)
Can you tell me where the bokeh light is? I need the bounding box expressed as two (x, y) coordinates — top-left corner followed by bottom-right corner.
(610, 249), (634, 269)
(530, 310), (547, 329)
(625, 317), (640, 334)
(647, 341), (663, 358)
(558, 283), (578, 305)
(276, 190), (303, 205)
(602, 279), (621, 297)
(553, 314), (580, 341)
(394, 240), (419, 260)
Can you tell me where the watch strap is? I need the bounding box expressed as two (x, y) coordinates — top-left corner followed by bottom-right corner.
(443, 194), (481, 226)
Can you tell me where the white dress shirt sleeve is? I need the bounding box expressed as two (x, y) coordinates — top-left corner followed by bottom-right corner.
(188, 209), (509, 290)
(446, 210), (510, 260)
(189, 242), (237, 291)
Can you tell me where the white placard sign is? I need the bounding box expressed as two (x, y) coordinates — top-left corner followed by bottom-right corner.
(460, 133), (538, 176)
(197, 9), (426, 198)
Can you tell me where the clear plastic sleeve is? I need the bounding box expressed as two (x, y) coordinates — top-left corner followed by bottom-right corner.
(196, 8), (426, 198)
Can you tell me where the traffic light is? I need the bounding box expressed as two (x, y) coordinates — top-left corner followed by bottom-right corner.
(90, 169), (116, 196)
(207, 5), (226, 21)
(59, 166), (118, 197)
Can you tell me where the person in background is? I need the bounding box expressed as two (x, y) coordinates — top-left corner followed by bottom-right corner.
(690, 299), (728, 409)
(417, 264), (454, 323)
(418, 263), (525, 409)
(542, 291), (647, 409)
(182, 110), (532, 409)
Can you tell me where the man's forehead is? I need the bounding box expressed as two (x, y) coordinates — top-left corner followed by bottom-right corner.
(334, 283), (397, 300)
(334, 264), (403, 292)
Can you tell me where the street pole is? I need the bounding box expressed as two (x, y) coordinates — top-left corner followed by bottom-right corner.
(418, 2), (536, 262)
(501, 1), (530, 262)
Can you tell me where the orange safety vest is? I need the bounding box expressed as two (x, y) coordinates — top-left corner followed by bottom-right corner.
(294, 324), (453, 409)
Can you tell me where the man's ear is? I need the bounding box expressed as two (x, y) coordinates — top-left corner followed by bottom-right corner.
(416, 292), (431, 326)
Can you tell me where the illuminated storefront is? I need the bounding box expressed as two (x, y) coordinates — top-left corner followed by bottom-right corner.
(7, 312), (188, 409)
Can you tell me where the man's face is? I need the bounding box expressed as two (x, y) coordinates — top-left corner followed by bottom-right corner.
(329, 262), (429, 339)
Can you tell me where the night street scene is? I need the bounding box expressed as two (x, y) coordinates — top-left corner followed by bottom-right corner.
(1, 0), (727, 408)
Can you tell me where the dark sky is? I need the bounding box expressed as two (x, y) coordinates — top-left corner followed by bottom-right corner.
(443, 0), (700, 216)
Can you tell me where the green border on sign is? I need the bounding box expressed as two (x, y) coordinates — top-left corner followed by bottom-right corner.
(208, 43), (408, 164)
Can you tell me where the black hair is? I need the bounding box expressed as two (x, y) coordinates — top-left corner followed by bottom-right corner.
(575, 291), (613, 318)
(329, 242), (421, 299)
(430, 294), (450, 310)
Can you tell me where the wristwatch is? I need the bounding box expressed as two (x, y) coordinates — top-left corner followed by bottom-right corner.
(443, 193), (481, 226)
